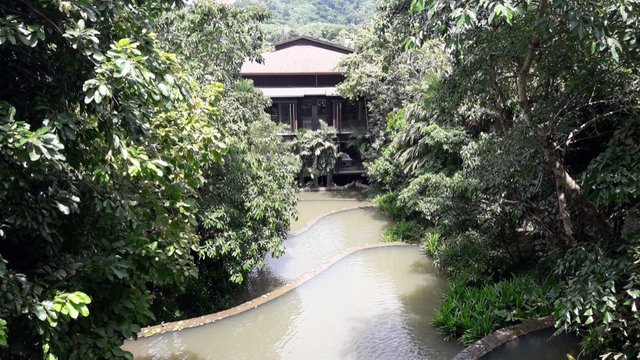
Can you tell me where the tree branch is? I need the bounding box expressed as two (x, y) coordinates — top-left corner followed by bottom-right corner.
(563, 108), (629, 149)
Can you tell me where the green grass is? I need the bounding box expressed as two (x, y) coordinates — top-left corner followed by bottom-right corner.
(373, 192), (403, 220)
(382, 220), (420, 242)
(422, 230), (440, 257)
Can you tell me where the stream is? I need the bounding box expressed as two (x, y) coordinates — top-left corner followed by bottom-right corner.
(123, 191), (462, 359)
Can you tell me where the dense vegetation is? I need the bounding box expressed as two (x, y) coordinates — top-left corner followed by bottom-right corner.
(294, 121), (341, 187)
(0, 0), (297, 358)
(236, 0), (375, 43)
(2, 0), (639, 358)
(340, 0), (640, 357)
(149, 0), (299, 321)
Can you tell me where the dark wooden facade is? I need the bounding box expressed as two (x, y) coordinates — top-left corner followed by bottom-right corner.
(241, 37), (368, 175)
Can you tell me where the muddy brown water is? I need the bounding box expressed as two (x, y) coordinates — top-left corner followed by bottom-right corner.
(289, 191), (371, 235)
(123, 191), (462, 359)
(480, 328), (580, 360)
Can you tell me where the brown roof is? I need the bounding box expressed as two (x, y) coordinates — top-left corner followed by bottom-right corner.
(240, 36), (353, 76)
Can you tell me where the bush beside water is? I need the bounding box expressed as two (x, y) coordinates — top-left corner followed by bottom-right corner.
(434, 276), (553, 344)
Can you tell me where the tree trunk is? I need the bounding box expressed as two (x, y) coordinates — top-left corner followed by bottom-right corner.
(312, 155), (319, 187)
(543, 141), (612, 238)
(514, 0), (611, 244)
(547, 144), (576, 247)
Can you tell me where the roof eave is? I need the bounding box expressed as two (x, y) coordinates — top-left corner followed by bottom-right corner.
(272, 36), (354, 53)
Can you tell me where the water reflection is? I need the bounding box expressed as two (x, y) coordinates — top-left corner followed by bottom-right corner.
(480, 328), (580, 360)
(123, 247), (462, 359)
(291, 191), (371, 234)
(234, 207), (392, 304)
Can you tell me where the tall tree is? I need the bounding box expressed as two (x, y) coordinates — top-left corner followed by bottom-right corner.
(149, 1), (300, 320)
(408, 0), (639, 245)
(342, 0), (640, 354)
(0, 1), (224, 358)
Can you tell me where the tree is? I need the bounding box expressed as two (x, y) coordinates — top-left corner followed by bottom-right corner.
(408, 0), (639, 246)
(294, 122), (341, 187)
(149, 2), (300, 320)
(0, 1), (225, 358)
(154, 1), (269, 84)
(342, 0), (640, 353)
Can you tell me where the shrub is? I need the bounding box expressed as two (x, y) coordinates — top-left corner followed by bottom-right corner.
(434, 276), (553, 344)
(373, 192), (404, 220)
(552, 241), (640, 359)
(382, 220), (420, 243)
(365, 147), (404, 192)
(422, 230), (440, 257)
(434, 231), (512, 283)
(293, 121), (340, 187)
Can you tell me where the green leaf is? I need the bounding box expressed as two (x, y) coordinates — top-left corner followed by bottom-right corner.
(55, 202), (70, 215)
(29, 147), (41, 161)
(66, 303), (79, 319)
(75, 292), (91, 304)
(34, 305), (47, 321)
(0, 318), (7, 347)
(98, 84), (109, 96)
(603, 311), (614, 324)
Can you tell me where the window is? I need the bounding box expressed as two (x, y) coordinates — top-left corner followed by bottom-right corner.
(339, 100), (367, 133)
(300, 100), (313, 130)
(318, 99), (327, 126)
(269, 102), (297, 133)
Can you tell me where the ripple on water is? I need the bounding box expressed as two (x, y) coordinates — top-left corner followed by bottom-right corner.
(123, 247), (462, 360)
(233, 207), (392, 303)
(290, 191), (371, 234)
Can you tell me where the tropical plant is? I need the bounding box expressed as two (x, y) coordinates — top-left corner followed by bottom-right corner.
(434, 276), (553, 344)
(382, 220), (420, 243)
(148, 2), (300, 321)
(294, 121), (341, 187)
(553, 240), (640, 358)
(343, 0), (640, 354)
(0, 1), (226, 358)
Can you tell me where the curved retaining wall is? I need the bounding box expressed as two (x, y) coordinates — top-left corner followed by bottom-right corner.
(290, 205), (375, 237)
(298, 182), (370, 192)
(453, 316), (555, 360)
(138, 242), (412, 338)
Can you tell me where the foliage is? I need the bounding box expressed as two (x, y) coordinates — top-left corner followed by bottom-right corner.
(382, 220), (420, 243)
(365, 147), (404, 194)
(421, 230), (440, 257)
(0, 318), (6, 347)
(294, 121), (341, 187)
(584, 121), (640, 210)
(153, 118), (299, 321)
(552, 241), (640, 358)
(433, 231), (512, 284)
(404, 1), (640, 352)
(344, 0), (640, 353)
(372, 193), (404, 221)
(154, 1), (269, 84)
(149, 4), (300, 321)
(236, 0), (374, 42)
(435, 276), (553, 344)
(0, 0), (229, 358)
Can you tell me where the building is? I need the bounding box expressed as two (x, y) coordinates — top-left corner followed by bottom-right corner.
(240, 36), (367, 175)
